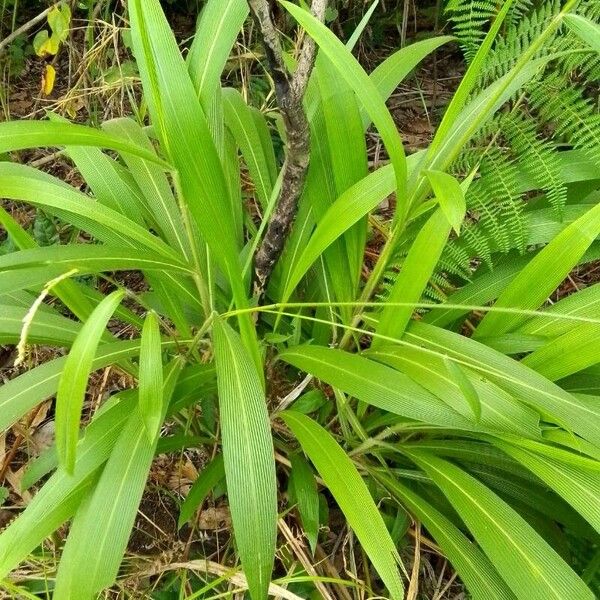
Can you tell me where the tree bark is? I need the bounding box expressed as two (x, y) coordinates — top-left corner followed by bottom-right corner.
(249, 0), (327, 296)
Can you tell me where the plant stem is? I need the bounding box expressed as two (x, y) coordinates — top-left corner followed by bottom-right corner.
(250, 0), (328, 296)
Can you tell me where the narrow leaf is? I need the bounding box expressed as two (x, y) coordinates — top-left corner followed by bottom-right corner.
(443, 356), (481, 422)
(476, 188), (600, 337)
(54, 361), (182, 599)
(289, 452), (320, 554)
(55, 290), (125, 473)
(278, 345), (477, 431)
(139, 312), (164, 441)
(564, 14), (600, 54)
(213, 318), (277, 600)
(0, 120), (171, 168)
(424, 170), (466, 234)
(281, 1), (407, 214)
(178, 454), (226, 529)
(377, 473), (515, 600)
(407, 450), (594, 600)
(374, 209), (452, 344)
(281, 411), (404, 598)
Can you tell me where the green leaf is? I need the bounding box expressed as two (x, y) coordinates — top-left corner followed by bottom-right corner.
(313, 51), (369, 297)
(517, 282), (600, 339)
(0, 339), (183, 437)
(367, 345), (540, 438)
(0, 120), (171, 168)
(289, 453), (320, 554)
(278, 345), (477, 431)
(280, 151), (424, 302)
(102, 118), (191, 257)
(493, 440), (600, 535)
(0, 206), (95, 322)
(374, 209), (451, 345)
(139, 312), (164, 441)
(55, 290), (126, 473)
(424, 170), (467, 234)
(366, 36), (454, 128)
(564, 14), (600, 54)
(521, 323), (600, 381)
(406, 322), (600, 446)
(281, 165), (393, 300)
(0, 394), (135, 578)
(62, 141), (148, 227)
(377, 473), (515, 600)
(443, 356), (482, 422)
(281, 1), (407, 216)
(0, 304), (80, 346)
(188, 0), (249, 105)
(0, 245), (192, 276)
(0, 163), (181, 260)
(129, 0), (260, 375)
(346, 0), (379, 50)
(223, 87), (274, 209)
(54, 361), (182, 599)
(213, 317), (277, 600)
(178, 454), (225, 530)
(427, 0), (515, 157)
(475, 187), (600, 338)
(281, 412), (404, 598)
(47, 3), (70, 41)
(406, 450), (594, 600)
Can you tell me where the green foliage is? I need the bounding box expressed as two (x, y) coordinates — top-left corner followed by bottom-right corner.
(0, 0), (599, 598)
(428, 0), (600, 292)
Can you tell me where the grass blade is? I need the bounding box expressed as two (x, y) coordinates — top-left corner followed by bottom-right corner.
(288, 452), (320, 555)
(213, 317), (277, 600)
(278, 345), (476, 431)
(377, 473), (516, 600)
(0, 394), (135, 578)
(407, 322), (600, 446)
(54, 361), (182, 599)
(564, 14), (600, 53)
(374, 209), (452, 344)
(407, 450), (594, 600)
(188, 0), (248, 104)
(476, 200), (600, 337)
(281, 411), (404, 598)
(368, 345), (540, 438)
(281, 1), (407, 215)
(494, 440), (600, 534)
(178, 454), (225, 530)
(0, 120), (171, 168)
(139, 312), (164, 441)
(55, 290), (125, 472)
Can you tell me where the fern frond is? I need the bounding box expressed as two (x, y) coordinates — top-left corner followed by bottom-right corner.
(445, 0), (498, 62)
(529, 73), (600, 165)
(502, 112), (567, 216)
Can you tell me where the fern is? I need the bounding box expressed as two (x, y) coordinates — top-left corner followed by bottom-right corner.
(445, 0), (498, 62)
(380, 0), (600, 303)
(529, 72), (600, 164)
(501, 112), (567, 215)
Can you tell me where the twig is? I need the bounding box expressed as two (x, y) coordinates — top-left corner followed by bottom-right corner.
(250, 0), (328, 296)
(0, 6), (52, 55)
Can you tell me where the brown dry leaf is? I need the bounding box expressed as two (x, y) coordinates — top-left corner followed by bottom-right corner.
(197, 506), (231, 530)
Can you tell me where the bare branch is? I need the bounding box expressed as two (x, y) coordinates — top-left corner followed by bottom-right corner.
(250, 0), (328, 296)
(0, 6), (52, 55)
(292, 0), (328, 97)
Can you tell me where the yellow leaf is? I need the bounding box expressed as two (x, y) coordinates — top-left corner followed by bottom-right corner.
(42, 64), (56, 96)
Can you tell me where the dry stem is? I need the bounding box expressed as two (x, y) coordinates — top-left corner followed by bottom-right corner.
(250, 0), (327, 296)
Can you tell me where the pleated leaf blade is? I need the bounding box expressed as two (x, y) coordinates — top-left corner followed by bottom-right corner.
(213, 318), (277, 600)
